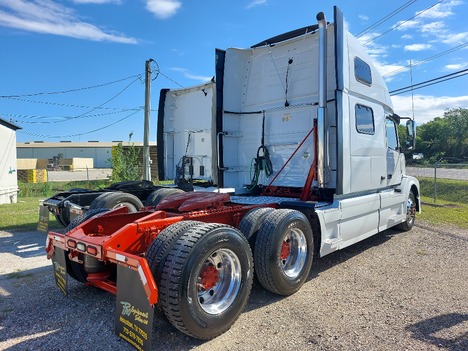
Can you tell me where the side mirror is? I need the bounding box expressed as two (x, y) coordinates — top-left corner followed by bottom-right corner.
(405, 120), (416, 150)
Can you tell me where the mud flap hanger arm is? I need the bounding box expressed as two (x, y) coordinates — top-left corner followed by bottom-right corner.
(106, 248), (158, 305)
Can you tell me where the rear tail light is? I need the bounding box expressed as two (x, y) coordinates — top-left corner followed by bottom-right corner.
(67, 239), (77, 248)
(87, 246), (98, 256)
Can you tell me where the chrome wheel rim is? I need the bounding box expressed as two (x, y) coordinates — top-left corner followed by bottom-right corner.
(280, 228), (307, 278)
(406, 195), (416, 225)
(196, 248), (242, 315)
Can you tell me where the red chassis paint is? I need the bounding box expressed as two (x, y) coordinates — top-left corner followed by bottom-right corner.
(46, 192), (274, 305)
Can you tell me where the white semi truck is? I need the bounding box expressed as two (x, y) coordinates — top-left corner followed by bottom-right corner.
(46, 7), (420, 349)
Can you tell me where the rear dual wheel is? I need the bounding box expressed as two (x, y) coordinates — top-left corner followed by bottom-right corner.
(157, 223), (254, 339)
(89, 192), (143, 213)
(145, 220), (201, 317)
(254, 209), (314, 296)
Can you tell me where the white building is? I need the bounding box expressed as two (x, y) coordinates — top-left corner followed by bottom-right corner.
(0, 118), (22, 204)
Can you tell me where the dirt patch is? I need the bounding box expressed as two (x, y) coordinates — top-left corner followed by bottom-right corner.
(1, 223), (467, 350)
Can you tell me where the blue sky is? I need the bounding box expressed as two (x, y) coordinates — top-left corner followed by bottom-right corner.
(1, 0), (467, 143)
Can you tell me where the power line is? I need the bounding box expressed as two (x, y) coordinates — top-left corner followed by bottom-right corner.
(18, 109), (143, 139)
(156, 68), (184, 88)
(0, 74), (142, 98)
(69, 76), (141, 120)
(383, 42), (468, 77)
(363, 0), (443, 44)
(390, 68), (468, 95)
(2, 96), (141, 110)
(4, 109), (138, 124)
(357, 0), (418, 38)
(1, 76), (142, 123)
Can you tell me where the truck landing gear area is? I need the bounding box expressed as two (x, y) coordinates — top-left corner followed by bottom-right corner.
(45, 7), (419, 350)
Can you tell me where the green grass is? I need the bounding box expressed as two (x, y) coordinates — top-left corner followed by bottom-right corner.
(1, 178), (466, 231)
(18, 179), (112, 197)
(419, 196), (468, 229)
(0, 197), (60, 231)
(1, 180), (112, 231)
(416, 177), (468, 228)
(1, 179), (173, 231)
(418, 177), (468, 204)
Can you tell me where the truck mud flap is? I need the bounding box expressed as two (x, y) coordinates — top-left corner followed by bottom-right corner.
(51, 247), (68, 296)
(38, 202), (49, 233)
(115, 263), (154, 351)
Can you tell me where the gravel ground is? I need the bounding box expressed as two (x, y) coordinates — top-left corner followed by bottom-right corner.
(0, 221), (466, 351)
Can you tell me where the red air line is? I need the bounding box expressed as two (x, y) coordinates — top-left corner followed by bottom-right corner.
(262, 126), (317, 196)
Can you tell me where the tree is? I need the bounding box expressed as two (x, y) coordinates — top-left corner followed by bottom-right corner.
(416, 108), (468, 163)
(109, 133), (142, 182)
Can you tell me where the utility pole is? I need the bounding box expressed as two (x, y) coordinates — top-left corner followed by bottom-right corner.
(143, 59), (154, 181)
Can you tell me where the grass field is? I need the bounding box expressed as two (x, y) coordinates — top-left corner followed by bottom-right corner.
(1, 177), (466, 231)
(1, 180), (112, 231)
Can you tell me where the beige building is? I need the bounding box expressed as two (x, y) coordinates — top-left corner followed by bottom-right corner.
(17, 141), (157, 169)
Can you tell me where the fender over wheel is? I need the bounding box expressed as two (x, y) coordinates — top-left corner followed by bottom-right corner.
(144, 188), (184, 207)
(254, 209), (314, 296)
(158, 223), (254, 339)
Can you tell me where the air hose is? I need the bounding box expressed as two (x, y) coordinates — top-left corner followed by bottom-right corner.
(248, 112), (273, 190)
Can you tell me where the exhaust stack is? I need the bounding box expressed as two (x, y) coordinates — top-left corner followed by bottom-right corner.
(316, 12), (328, 188)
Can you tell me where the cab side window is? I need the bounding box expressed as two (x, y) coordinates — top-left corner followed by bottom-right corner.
(386, 118), (399, 150)
(355, 104), (375, 135)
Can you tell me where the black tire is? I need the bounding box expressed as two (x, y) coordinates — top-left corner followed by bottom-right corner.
(65, 208), (110, 282)
(144, 188), (184, 207)
(397, 192), (416, 231)
(254, 209), (314, 296)
(54, 212), (68, 227)
(159, 223), (254, 339)
(145, 220), (201, 318)
(239, 207), (275, 246)
(89, 192), (143, 212)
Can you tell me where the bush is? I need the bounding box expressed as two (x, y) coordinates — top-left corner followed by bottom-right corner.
(109, 133), (142, 182)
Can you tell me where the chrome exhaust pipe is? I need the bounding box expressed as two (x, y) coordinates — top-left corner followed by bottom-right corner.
(316, 11), (327, 187)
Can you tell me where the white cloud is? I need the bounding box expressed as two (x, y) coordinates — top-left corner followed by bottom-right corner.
(416, 0), (462, 19)
(444, 63), (468, 70)
(392, 94), (468, 124)
(376, 62), (409, 81)
(145, 0), (181, 19)
(72, 0), (122, 4)
(171, 67), (212, 83)
(439, 31), (468, 44)
(421, 21), (446, 33)
(404, 43), (432, 52)
(401, 34), (413, 40)
(394, 19), (419, 31)
(358, 14), (369, 21)
(247, 0), (267, 9)
(0, 0), (137, 43)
